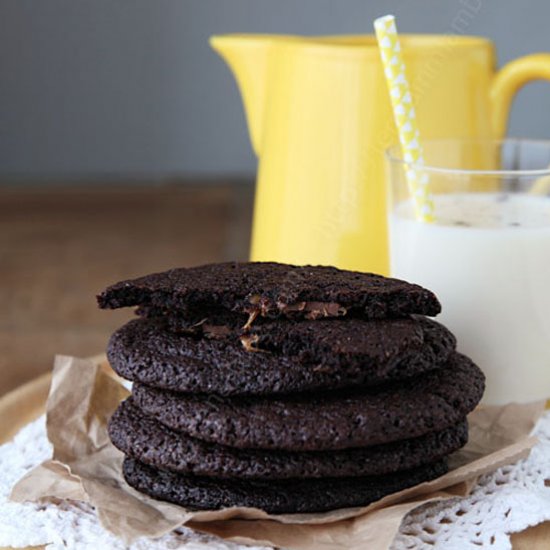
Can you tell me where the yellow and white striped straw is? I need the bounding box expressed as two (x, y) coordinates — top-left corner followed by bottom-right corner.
(374, 14), (435, 222)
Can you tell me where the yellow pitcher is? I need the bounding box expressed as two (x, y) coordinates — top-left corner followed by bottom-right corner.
(211, 34), (550, 275)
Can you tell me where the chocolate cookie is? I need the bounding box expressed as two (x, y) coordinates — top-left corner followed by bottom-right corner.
(110, 398), (467, 479)
(97, 261), (441, 321)
(107, 315), (455, 395)
(131, 352), (484, 451)
(122, 457), (448, 513)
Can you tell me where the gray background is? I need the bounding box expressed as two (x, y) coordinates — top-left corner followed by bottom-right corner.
(1, 0), (550, 180)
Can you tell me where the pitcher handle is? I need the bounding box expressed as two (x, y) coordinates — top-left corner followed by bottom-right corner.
(491, 53), (550, 137)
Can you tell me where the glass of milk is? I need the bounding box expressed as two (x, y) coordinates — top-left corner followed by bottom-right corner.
(386, 138), (550, 405)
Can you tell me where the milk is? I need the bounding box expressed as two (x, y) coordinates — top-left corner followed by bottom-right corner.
(390, 193), (550, 404)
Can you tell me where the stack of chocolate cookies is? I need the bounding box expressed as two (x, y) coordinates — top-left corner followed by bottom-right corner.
(98, 262), (484, 514)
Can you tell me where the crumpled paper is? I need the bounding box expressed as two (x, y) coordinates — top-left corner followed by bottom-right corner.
(10, 355), (545, 550)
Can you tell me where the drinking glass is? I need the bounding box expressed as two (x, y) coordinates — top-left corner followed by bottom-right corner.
(386, 138), (550, 405)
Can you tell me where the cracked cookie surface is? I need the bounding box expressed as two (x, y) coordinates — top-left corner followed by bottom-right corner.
(131, 352), (484, 451)
(107, 315), (456, 395)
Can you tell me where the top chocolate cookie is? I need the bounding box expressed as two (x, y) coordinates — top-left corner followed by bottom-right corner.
(97, 262), (441, 321)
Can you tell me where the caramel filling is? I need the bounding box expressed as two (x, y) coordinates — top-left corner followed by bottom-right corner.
(243, 295), (347, 329)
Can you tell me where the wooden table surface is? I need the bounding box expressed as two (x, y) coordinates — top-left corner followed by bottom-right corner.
(0, 181), (253, 397)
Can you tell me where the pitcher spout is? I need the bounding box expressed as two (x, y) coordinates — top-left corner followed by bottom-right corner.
(210, 34), (273, 156)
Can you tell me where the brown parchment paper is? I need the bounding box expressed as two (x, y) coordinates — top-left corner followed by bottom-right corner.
(10, 355), (545, 550)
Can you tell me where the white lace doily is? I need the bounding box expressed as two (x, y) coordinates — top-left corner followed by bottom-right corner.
(1, 413), (549, 550)
(392, 411), (550, 549)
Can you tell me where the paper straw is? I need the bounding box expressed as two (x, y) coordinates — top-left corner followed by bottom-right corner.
(374, 14), (435, 222)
